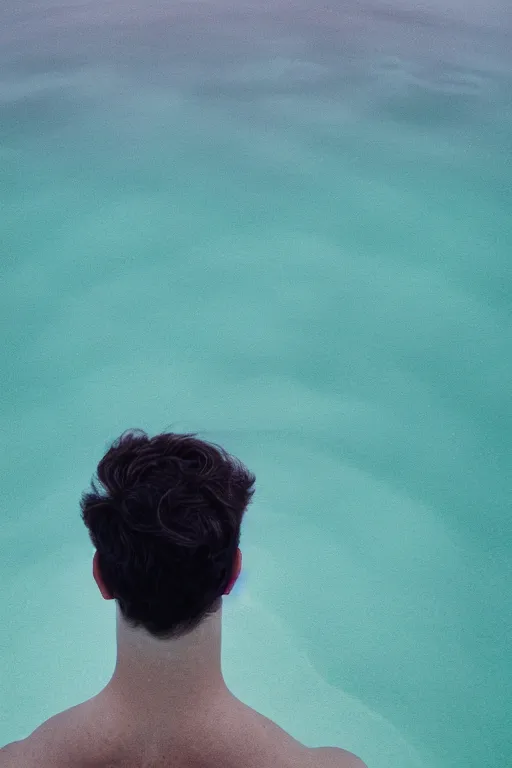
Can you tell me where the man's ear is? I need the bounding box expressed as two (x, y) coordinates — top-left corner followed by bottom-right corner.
(93, 551), (114, 600)
(224, 548), (242, 595)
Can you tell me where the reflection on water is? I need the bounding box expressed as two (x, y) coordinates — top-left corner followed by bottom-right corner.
(1, 3), (511, 768)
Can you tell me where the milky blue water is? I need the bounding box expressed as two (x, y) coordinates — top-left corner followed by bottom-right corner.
(1, 3), (511, 767)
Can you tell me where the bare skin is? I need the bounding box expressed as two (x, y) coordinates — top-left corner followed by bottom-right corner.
(1, 550), (366, 768)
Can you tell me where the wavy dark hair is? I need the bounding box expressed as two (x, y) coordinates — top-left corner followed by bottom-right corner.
(80, 429), (256, 639)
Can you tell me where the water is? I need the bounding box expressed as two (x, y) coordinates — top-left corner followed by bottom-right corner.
(1, 2), (511, 767)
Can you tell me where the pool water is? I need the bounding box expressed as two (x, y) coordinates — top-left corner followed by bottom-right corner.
(1, 3), (511, 767)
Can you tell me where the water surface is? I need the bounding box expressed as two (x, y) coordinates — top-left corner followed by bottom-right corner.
(1, 3), (511, 767)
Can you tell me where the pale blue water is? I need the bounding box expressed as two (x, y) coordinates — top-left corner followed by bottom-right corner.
(1, 2), (511, 767)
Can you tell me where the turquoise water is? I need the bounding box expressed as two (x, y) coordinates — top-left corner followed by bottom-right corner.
(1, 3), (511, 767)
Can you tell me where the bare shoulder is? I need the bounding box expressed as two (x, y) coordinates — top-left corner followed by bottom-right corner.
(1, 711), (81, 767)
(0, 699), (119, 767)
(311, 746), (368, 768)
(232, 703), (367, 768)
(0, 741), (22, 768)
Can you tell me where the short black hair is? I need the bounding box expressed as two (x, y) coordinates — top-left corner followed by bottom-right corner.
(80, 429), (255, 639)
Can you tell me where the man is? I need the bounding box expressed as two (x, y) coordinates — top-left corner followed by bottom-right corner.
(1, 429), (366, 767)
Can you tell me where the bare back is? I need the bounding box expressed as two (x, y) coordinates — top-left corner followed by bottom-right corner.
(1, 695), (366, 768)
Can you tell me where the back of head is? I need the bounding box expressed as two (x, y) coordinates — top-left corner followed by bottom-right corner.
(80, 429), (256, 639)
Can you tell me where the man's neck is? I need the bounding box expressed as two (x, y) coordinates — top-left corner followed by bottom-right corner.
(102, 604), (232, 717)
